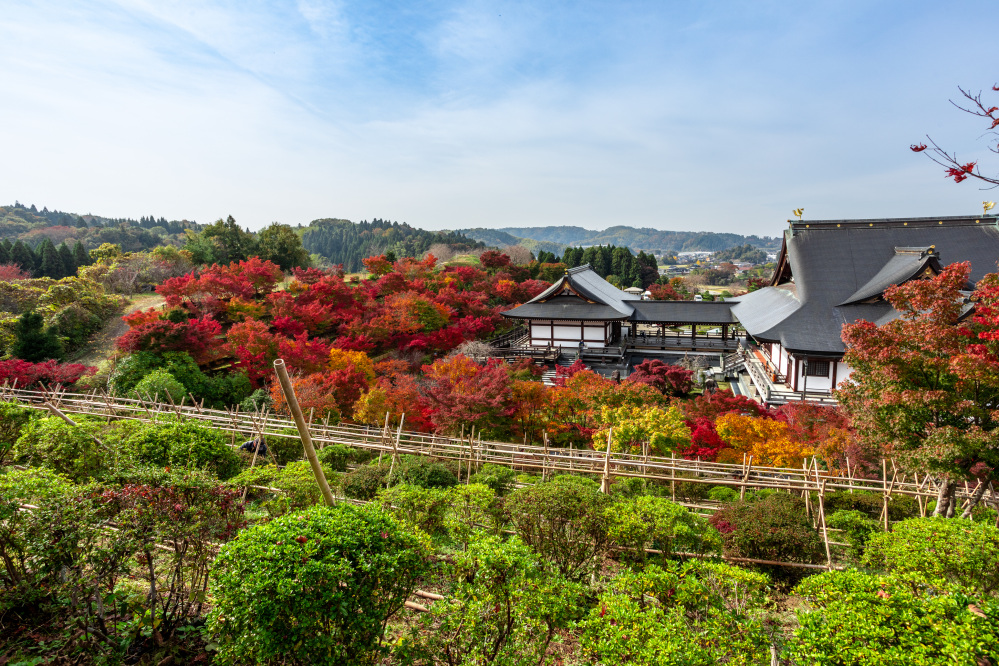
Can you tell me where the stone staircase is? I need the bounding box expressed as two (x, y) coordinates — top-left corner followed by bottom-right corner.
(541, 354), (577, 386)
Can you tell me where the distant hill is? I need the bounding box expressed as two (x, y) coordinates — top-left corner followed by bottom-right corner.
(301, 218), (484, 272)
(461, 225), (782, 256)
(0, 201), (200, 252)
(459, 228), (565, 257)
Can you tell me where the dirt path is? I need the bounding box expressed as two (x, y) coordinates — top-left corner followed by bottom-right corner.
(71, 293), (165, 367)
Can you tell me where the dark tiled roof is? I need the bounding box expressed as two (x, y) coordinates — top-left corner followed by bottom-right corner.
(502, 296), (631, 321)
(630, 300), (738, 323)
(839, 247), (941, 305)
(732, 217), (999, 354)
(506, 264), (637, 320)
(525, 264), (638, 315)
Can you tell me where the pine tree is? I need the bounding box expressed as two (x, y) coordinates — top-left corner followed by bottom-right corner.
(58, 243), (76, 277)
(72, 241), (90, 268)
(12, 311), (64, 362)
(0, 243), (9, 265)
(38, 239), (63, 278)
(10, 241), (35, 275)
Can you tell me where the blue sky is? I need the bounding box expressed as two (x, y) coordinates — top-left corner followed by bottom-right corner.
(2, 0), (998, 236)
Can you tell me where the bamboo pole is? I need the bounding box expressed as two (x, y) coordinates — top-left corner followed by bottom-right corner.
(273, 359), (335, 507)
(600, 428), (613, 493)
(387, 413), (405, 482)
(817, 480), (832, 570)
(740, 455), (753, 501)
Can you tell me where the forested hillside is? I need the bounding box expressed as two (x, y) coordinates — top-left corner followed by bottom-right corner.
(301, 218), (484, 272)
(0, 201), (199, 252)
(463, 225), (782, 255)
(460, 228), (565, 257)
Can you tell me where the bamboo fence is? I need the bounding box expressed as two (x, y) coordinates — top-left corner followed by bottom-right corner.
(3, 383), (997, 521)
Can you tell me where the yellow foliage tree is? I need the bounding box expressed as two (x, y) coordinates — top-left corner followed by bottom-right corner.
(714, 413), (813, 468)
(592, 404), (691, 456)
(329, 348), (376, 382)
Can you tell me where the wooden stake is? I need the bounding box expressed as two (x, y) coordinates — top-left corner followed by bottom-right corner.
(818, 479), (832, 570)
(273, 359), (335, 507)
(387, 413), (405, 482)
(671, 451), (676, 501)
(600, 428), (613, 493)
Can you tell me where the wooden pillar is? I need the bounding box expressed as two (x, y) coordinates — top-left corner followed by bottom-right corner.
(802, 357), (808, 399)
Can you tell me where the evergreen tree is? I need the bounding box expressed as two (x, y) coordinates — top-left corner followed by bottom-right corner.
(257, 222), (310, 271)
(38, 239), (63, 278)
(57, 242), (76, 277)
(10, 241), (35, 275)
(12, 311), (64, 362)
(611, 246), (632, 278)
(72, 241), (90, 268)
(185, 215), (258, 265)
(569, 246), (585, 268)
(0, 242), (9, 265)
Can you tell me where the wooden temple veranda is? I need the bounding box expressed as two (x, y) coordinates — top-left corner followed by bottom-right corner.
(499, 265), (743, 363)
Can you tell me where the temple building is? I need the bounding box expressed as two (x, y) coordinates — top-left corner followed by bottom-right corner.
(499, 215), (999, 405)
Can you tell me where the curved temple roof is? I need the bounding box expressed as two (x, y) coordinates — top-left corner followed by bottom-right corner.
(732, 216), (999, 354)
(502, 264), (738, 323)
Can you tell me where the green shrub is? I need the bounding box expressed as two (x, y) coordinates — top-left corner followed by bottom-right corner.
(112, 350), (203, 397)
(200, 371), (254, 408)
(341, 463), (390, 500)
(3, 472), (243, 653)
(606, 495), (721, 564)
(790, 569), (999, 665)
(12, 416), (115, 481)
(0, 485), (110, 614)
(707, 485), (739, 502)
(824, 490), (919, 522)
(468, 463), (517, 495)
(579, 561), (772, 666)
(972, 505), (998, 524)
(269, 461), (339, 516)
(609, 476), (654, 498)
(709, 493), (824, 567)
(264, 430), (304, 466)
(0, 467), (74, 505)
(827, 510), (880, 562)
(208, 504), (430, 666)
(228, 462), (338, 517)
(132, 368), (187, 403)
(862, 518), (999, 596)
(318, 443), (375, 469)
(673, 478), (711, 502)
(395, 455), (459, 489)
(238, 388), (272, 412)
(123, 420), (243, 480)
(399, 535), (584, 666)
(377, 484), (451, 535)
(227, 463), (282, 496)
(0, 402), (37, 466)
(316, 444), (354, 472)
(444, 483), (498, 548)
(505, 475), (611, 581)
